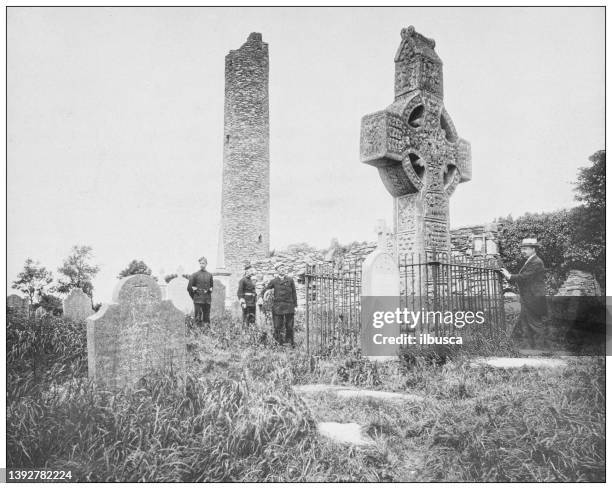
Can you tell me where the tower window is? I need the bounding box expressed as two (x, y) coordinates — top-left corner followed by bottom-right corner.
(258, 234), (262, 243)
(226, 135), (230, 143)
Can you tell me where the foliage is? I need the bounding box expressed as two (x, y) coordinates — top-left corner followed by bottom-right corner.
(283, 242), (319, 254)
(56, 245), (100, 297)
(497, 150), (606, 292)
(38, 293), (64, 316)
(12, 258), (53, 306)
(5, 308), (605, 482)
(118, 259), (153, 279)
(574, 150), (605, 210)
(164, 273), (191, 283)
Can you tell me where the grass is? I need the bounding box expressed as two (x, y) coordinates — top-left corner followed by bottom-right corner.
(6, 309), (606, 482)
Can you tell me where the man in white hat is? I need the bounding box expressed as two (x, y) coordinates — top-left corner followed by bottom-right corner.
(500, 239), (548, 348)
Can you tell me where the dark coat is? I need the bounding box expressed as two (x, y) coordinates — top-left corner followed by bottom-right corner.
(187, 270), (213, 304)
(508, 255), (547, 317)
(237, 276), (257, 306)
(264, 276), (297, 315)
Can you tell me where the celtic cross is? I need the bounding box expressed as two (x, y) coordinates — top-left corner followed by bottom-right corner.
(360, 26), (471, 262)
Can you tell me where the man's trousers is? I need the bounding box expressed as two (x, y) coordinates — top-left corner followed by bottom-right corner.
(272, 313), (294, 346)
(194, 303), (211, 325)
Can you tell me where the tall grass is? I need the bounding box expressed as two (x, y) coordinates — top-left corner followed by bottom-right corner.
(6, 310), (606, 482)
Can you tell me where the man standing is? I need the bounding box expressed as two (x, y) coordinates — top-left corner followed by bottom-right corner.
(264, 264), (297, 346)
(501, 238), (547, 348)
(238, 265), (257, 328)
(187, 256), (213, 329)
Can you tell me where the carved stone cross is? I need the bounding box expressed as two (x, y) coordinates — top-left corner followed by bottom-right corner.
(360, 26), (471, 262)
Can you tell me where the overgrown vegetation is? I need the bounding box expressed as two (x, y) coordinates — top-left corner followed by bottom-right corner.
(498, 150), (605, 293)
(6, 311), (605, 482)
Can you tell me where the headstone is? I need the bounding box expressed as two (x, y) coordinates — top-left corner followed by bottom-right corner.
(361, 249), (401, 357)
(158, 268), (167, 300)
(87, 274), (186, 389)
(62, 287), (94, 321)
(360, 26), (471, 294)
(166, 276), (193, 315)
(34, 306), (46, 319)
(7, 294), (27, 313)
(211, 279), (226, 319)
(550, 269), (606, 350)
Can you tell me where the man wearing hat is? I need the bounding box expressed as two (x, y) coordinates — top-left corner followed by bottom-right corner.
(500, 239), (548, 348)
(238, 265), (258, 328)
(263, 263), (298, 346)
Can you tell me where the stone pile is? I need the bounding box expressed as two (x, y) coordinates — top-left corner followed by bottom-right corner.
(555, 269), (602, 297)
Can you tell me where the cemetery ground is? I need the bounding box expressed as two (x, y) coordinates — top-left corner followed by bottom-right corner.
(6, 309), (605, 482)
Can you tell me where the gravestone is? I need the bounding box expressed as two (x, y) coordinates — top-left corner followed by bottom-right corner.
(87, 274), (186, 389)
(360, 26), (471, 294)
(211, 279), (226, 319)
(158, 268), (168, 300)
(166, 276), (193, 315)
(7, 294), (28, 313)
(34, 306), (46, 319)
(62, 287), (93, 321)
(361, 249), (401, 357)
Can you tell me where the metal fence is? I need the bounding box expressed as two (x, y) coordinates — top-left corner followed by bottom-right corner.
(304, 260), (363, 355)
(304, 252), (505, 355)
(399, 252), (506, 337)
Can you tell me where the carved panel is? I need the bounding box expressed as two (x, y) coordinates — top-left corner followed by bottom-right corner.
(397, 195), (418, 232)
(424, 219), (450, 251)
(360, 112), (387, 161)
(424, 192), (448, 220)
(388, 114), (405, 154)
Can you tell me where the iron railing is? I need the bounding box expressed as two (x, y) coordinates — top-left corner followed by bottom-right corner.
(304, 260), (363, 355)
(399, 252), (505, 337)
(304, 252), (505, 355)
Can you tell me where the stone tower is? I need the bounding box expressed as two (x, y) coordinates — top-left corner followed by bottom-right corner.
(215, 33), (270, 304)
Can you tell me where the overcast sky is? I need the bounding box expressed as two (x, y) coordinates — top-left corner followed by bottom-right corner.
(7, 6), (604, 302)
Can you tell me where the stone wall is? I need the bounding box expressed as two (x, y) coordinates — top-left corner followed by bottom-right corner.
(218, 32), (270, 304)
(241, 224), (499, 311)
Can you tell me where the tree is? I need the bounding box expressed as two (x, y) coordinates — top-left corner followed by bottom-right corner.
(38, 293), (63, 316)
(567, 150), (605, 289)
(574, 150), (605, 210)
(12, 258), (53, 306)
(118, 259), (153, 279)
(56, 245), (100, 297)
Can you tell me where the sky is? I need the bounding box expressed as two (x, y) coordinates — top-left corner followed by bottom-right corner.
(7, 6), (604, 303)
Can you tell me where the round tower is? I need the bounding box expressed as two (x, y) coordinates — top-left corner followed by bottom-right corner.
(216, 33), (270, 306)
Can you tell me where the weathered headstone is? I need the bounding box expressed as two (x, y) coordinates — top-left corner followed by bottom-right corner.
(360, 26), (471, 294)
(62, 287), (94, 321)
(211, 279), (226, 319)
(166, 276), (193, 315)
(158, 268), (168, 300)
(87, 274), (186, 389)
(34, 306), (46, 319)
(361, 249), (401, 357)
(7, 294), (28, 314)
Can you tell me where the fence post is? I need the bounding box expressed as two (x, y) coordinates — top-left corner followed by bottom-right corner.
(305, 268), (310, 356)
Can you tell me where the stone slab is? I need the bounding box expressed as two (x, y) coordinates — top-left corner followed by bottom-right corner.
(471, 357), (567, 369)
(87, 274), (186, 389)
(336, 389), (423, 402)
(294, 384), (423, 403)
(166, 276), (193, 315)
(318, 422), (374, 446)
(63, 287), (94, 321)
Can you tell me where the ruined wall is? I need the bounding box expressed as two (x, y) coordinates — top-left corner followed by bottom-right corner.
(219, 33), (270, 302)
